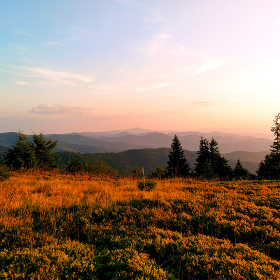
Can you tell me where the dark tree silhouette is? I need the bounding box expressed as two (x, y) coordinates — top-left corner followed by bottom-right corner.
(257, 113), (280, 179)
(271, 113), (280, 154)
(233, 159), (249, 179)
(66, 159), (84, 174)
(166, 135), (190, 177)
(194, 137), (213, 179)
(32, 133), (58, 170)
(195, 137), (232, 180)
(5, 131), (36, 170)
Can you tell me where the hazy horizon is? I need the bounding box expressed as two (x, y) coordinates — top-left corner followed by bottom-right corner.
(0, 126), (273, 140)
(1, 1), (279, 135)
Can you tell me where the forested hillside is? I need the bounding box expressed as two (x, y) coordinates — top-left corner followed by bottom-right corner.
(0, 131), (269, 175)
(55, 148), (260, 175)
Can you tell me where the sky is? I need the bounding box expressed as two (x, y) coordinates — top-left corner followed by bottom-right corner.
(1, 0), (280, 136)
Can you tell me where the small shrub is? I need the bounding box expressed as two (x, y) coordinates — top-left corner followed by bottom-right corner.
(0, 164), (11, 181)
(137, 180), (157, 191)
(66, 159), (84, 174)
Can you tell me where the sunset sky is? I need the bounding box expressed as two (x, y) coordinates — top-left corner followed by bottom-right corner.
(1, 0), (280, 136)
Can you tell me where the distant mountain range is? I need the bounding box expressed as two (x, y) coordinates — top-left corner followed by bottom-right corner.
(0, 128), (272, 174)
(88, 131), (271, 154)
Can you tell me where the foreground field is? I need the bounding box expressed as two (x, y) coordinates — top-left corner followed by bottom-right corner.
(1, 173), (280, 279)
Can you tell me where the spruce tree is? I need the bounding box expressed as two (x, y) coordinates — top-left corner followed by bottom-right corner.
(271, 113), (280, 154)
(32, 133), (58, 170)
(256, 113), (280, 179)
(209, 138), (220, 175)
(166, 135), (190, 177)
(5, 131), (36, 169)
(194, 137), (213, 179)
(233, 159), (249, 180)
(195, 137), (232, 180)
(210, 138), (232, 180)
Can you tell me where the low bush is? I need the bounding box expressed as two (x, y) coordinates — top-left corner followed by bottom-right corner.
(0, 165), (11, 181)
(137, 180), (157, 191)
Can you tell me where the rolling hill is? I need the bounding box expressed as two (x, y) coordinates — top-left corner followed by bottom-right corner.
(0, 129), (270, 174)
(93, 132), (271, 153)
(55, 148), (264, 175)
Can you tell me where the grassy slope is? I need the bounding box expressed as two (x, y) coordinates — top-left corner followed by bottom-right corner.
(1, 173), (280, 279)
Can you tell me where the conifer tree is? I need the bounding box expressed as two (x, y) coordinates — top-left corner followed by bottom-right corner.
(194, 137), (213, 179)
(5, 131), (36, 169)
(256, 160), (267, 179)
(233, 159), (249, 179)
(195, 137), (232, 180)
(32, 133), (58, 170)
(209, 138), (220, 174)
(210, 138), (232, 180)
(256, 113), (280, 179)
(166, 135), (190, 177)
(271, 113), (280, 154)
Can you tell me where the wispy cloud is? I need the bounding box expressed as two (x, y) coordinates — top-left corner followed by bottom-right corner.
(46, 42), (61, 46)
(14, 30), (34, 37)
(145, 12), (170, 24)
(153, 13), (169, 23)
(6, 65), (115, 90)
(194, 58), (230, 75)
(143, 32), (171, 56)
(14, 81), (27, 85)
(136, 83), (171, 92)
(153, 83), (170, 89)
(23, 67), (94, 83)
(29, 104), (94, 115)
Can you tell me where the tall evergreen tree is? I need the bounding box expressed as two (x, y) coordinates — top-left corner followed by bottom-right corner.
(233, 159), (249, 179)
(209, 138), (220, 174)
(166, 135), (190, 177)
(271, 113), (280, 154)
(194, 137), (213, 179)
(32, 133), (58, 170)
(195, 137), (232, 180)
(256, 113), (280, 179)
(5, 131), (36, 169)
(257, 153), (280, 180)
(210, 138), (232, 180)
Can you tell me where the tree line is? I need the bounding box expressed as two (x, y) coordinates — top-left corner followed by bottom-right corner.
(2, 113), (280, 180)
(163, 113), (280, 180)
(161, 134), (250, 180)
(1, 131), (121, 178)
(5, 132), (58, 170)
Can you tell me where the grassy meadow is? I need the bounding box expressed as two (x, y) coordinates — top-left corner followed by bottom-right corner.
(1, 173), (280, 279)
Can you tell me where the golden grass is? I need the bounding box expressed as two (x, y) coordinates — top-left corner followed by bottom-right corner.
(2, 172), (280, 278)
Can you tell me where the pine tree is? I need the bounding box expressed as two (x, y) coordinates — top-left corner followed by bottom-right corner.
(194, 137), (213, 179)
(210, 138), (232, 180)
(32, 133), (58, 170)
(256, 160), (267, 179)
(271, 113), (280, 154)
(209, 138), (220, 175)
(166, 135), (190, 177)
(195, 137), (232, 180)
(256, 153), (280, 180)
(256, 113), (280, 179)
(5, 131), (36, 169)
(233, 159), (249, 179)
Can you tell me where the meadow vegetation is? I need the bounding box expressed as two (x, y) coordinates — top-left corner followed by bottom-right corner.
(1, 172), (280, 279)
(2, 115), (280, 278)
